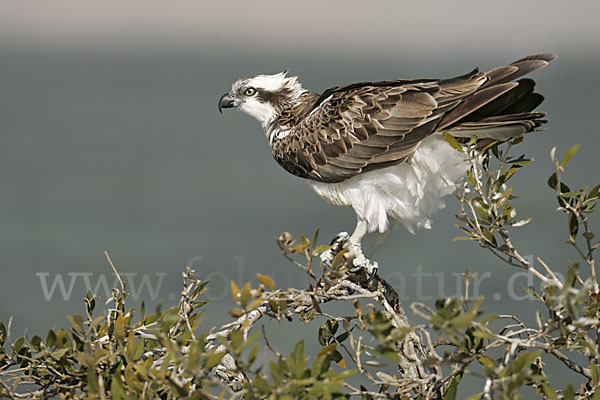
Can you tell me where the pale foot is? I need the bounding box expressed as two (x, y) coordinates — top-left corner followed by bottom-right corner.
(347, 242), (379, 282)
(319, 232), (349, 267)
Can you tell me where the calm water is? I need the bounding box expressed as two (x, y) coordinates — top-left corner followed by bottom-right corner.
(1, 46), (598, 395)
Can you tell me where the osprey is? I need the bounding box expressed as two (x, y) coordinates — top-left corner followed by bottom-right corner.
(218, 54), (556, 277)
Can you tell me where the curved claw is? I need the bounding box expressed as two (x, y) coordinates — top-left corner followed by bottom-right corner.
(329, 232), (349, 246)
(321, 231), (379, 283)
(349, 260), (379, 282)
(320, 231), (350, 267)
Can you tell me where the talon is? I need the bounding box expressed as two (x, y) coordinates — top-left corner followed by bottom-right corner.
(320, 232), (349, 267)
(365, 263), (378, 283)
(329, 231), (349, 246)
(347, 243), (379, 282)
(349, 261), (378, 282)
(348, 265), (362, 273)
(319, 250), (333, 267)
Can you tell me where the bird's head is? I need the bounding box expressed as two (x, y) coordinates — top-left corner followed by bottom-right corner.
(218, 70), (305, 127)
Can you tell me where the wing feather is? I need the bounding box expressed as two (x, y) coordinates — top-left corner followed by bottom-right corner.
(272, 54), (555, 183)
(273, 85), (445, 182)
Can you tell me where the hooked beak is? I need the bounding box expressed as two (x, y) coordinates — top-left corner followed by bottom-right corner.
(218, 93), (236, 114)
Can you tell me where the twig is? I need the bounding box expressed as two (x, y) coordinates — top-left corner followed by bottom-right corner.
(261, 325), (281, 358)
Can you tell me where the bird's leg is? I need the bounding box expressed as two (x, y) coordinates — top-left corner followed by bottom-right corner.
(319, 218), (384, 281)
(347, 217), (379, 280)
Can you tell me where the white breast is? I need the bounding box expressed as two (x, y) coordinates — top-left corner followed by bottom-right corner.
(308, 134), (469, 233)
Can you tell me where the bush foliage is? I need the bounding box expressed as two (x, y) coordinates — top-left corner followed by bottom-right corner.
(1, 141), (599, 399)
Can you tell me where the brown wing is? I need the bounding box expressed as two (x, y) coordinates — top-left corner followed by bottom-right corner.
(271, 53), (555, 183)
(272, 70), (487, 183)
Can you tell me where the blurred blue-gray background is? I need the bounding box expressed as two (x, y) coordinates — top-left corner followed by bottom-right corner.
(1, 0), (598, 396)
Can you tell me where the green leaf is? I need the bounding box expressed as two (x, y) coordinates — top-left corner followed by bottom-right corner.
(310, 355), (330, 377)
(335, 331), (349, 344)
(318, 321), (335, 346)
(110, 371), (127, 400)
(541, 384), (559, 400)
(481, 228), (497, 246)
(300, 234), (310, 248)
(509, 350), (541, 375)
(237, 330), (260, 353)
(561, 144), (580, 167)
(269, 360), (284, 385)
(472, 329), (494, 340)
(452, 236), (476, 242)
(564, 383), (575, 400)
(289, 340), (306, 379)
(313, 244), (334, 254)
(477, 355), (496, 371)
(589, 184), (600, 200)
(253, 375), (271, 394)
(317, 343), (337, 357)
(256, 273), (275, 290)
(143, 312), (159, 326)
(449, 304), (480, 329)
(443, 373), (462, 400)
(464, 393), (483, 400)
(114, 314), (125, 343)
(311, 226), (320, 250)
(90, 315), (105, 330)
(336, 369), (357, 380)
(569, 213), (579, 241)
(442, 132), (465, 153)
(230, 280), (240, 302)
(204, 351), (226, 370)
(247, 299), (263, 311)
(229, 328), (244, 351)
(125, 330), (136, 361)
(501, 166), (520, 183)
(300, 308), (315, 322)
(228, 308), (244, 318)
(240, 282), (251, 308)
(590, 360), (599, 387)
(547, 172), (558, 190)
(479, 314), (499, 323)
(376, 347), (403, 363)
(466, 168), (477, 186)
(329, 320), (339, 335)
(87, 369), (99, 395)
(67, 314), (84, 331)
(45, 329), (57, 348)
(248, 343), (259, 365)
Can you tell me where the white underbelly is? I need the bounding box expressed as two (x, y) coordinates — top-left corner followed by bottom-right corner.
(308, 134), (469, 233)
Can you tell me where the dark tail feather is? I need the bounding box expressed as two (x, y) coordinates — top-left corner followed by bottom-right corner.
(440, 54), (556, 140)
(481, 53), (557, 88)
(449, 112), (547, 140)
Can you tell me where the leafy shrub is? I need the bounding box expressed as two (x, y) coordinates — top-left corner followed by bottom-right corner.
(1, 142), (598, 399)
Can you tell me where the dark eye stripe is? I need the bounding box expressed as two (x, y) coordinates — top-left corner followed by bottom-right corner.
(256, 87), (293, 104)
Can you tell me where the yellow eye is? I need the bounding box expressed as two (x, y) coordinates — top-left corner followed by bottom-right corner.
(244, 87), (256, 96)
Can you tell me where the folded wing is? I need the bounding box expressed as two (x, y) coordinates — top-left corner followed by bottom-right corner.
(272, 54), (555, 183)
